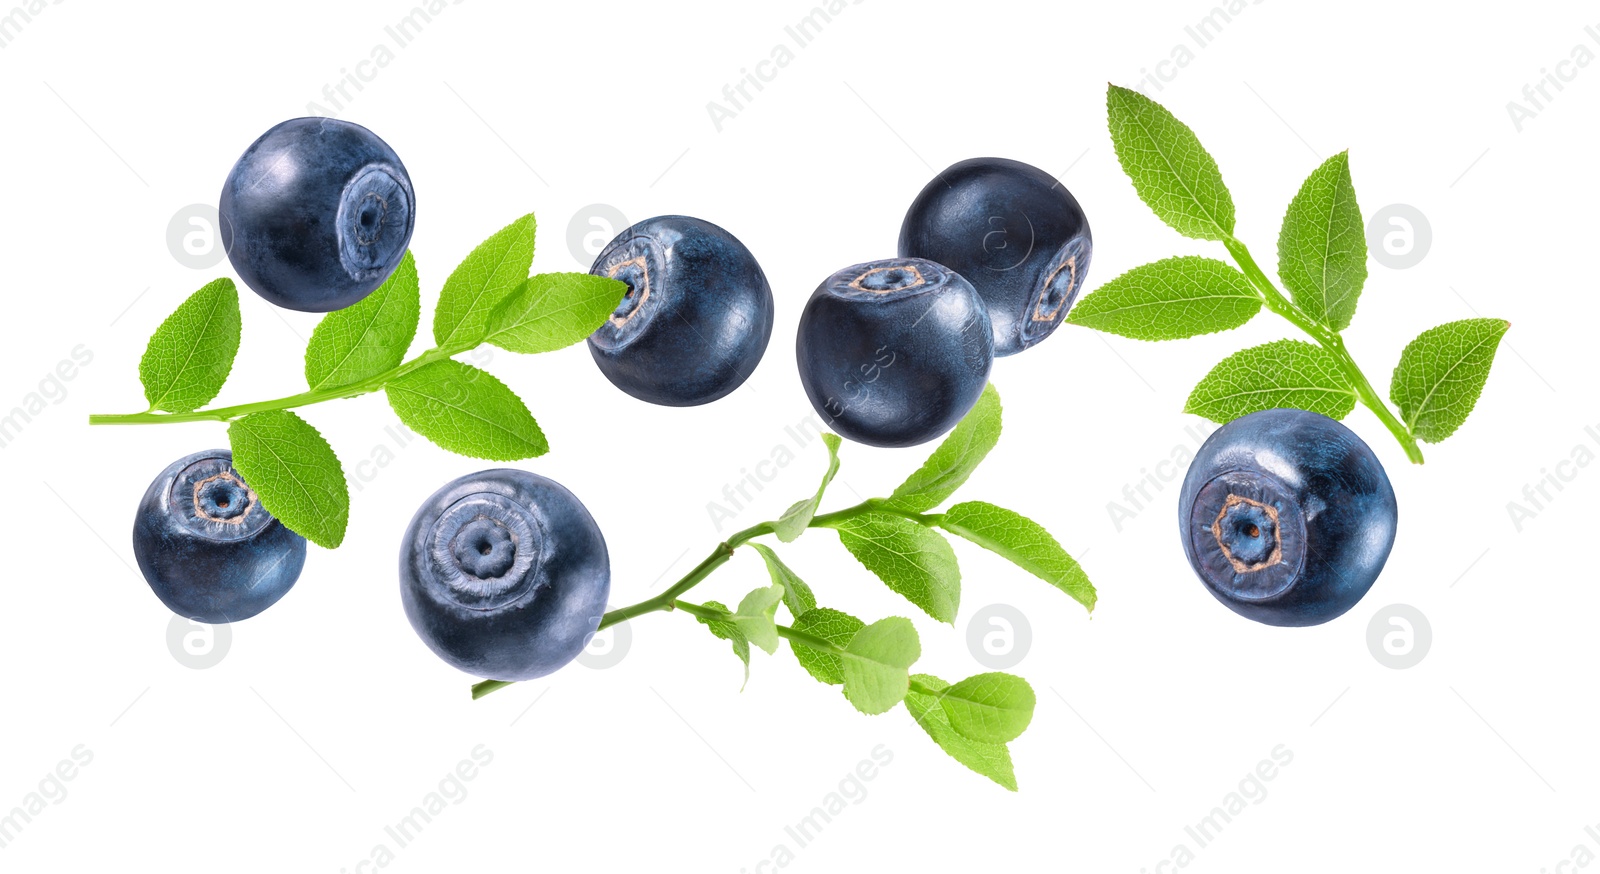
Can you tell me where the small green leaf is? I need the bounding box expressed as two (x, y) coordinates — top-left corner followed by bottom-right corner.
(733, 584), (784, 655)
(1390, 318), (1509, 443)
(937, 673), (1036, 745)
(1065, 257), (1260, 341)
(790, 607), (865, 685)
(904, 675), (1017, 791)
(1277, 151), (1367, 331)
(749, 543), (815, 618)
(140, 278), (241, 413)
(1185, 339), (1358, 423)
(485, 272), (626, 355)
(1106, 84), (1236, 241)
(839, 617), (921, 715)
(433, 214), (537, 350)
(695, 599), (751, 688)
(227, 410), (349, 549)
(385, 360), (548, 460)
(825, 512), (961, 623)
(773, 433), (842, 542)
(305, 251), (421, 391)
(938, 501), (1095, 612)
(887, 383), (1001, 513)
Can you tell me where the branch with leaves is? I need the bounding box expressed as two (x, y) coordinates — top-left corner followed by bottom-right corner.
(1066, 86), (1508, 464)
(88, 214), (627, 547)
(474, 386), (1096, 790)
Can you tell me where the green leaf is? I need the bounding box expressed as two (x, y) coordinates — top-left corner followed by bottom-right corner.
(433, 214), (537, 350)
(1277, 152), (1367, 331)
(1064, 257), (1260, 341)
(1106, 84), (1235, 241)
(904, 675), (1017, 791)
(140, 278), (241, 413)
(887, 383), (1002, 513)
(937, 673), (1036, 744)
(773, 434), (842, 542)
(938, 501), (1095, 612)
(825, 512), (961, 623)
(839, 617), (921, 715)
(789, 607), (865, 685)
(485, 272), (626, 355)
(305, 251), (421, 391)
(1390, 318), (1509, 443)
(1185, 339), (1358, 423)
(749, 543), (815, 618)
(227, 410), (349, 549)
(385, 360), (548, 460)
(695, 599), (751, 688)
(733, 584), (784, 655)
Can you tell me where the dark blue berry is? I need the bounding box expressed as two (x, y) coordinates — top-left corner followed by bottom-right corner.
(399, 469), (610, 681)
(588, 215), (774, 406)
(133, 450), (306, 623)
(796, 257), (993, 448)
(899, 157), (1092, 356)
(1178, 409), (1398, 627)
(220, 118), (415, 312)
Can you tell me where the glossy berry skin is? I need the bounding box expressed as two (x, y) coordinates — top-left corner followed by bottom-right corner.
(400, 469), (610, 681)
(797, 258), (993, 448)
(588, 215), (774, 406)
(899, 157), (1092, 356)
(220, 118), (415, 313)
(1178, 409), (1398, 627)
(133, 450), (306, 624)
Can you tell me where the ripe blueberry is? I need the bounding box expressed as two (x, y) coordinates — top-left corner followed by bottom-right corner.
(588, 215), (774, 406)
(132, 450), (307, 624)
(220, 118), (415, 313)
(899, 157), (1092, 356)
(1178, 409), (1399, 627)
(399, 469), (610, 681)
(796, 258), (993, 448)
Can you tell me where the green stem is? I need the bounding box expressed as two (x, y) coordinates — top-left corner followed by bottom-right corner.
(471, 500), (941, 699)
(471, 680), (512, 700)
(87, 345), (463, 426)
(809, 499), (937, 529)
(674, 601), (940, 696)
(673, 600), (841, 654)
(1223, 237), (1425, 465)
(596, 542), (739, 631)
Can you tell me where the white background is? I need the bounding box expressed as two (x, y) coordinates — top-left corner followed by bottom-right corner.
(1, 1), (1595, 871)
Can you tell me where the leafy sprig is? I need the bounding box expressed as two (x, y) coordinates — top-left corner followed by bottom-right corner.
(90, 214), (626, 547)
(473, 384), (1094, 790)
(1069, 86), (1509, 463)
